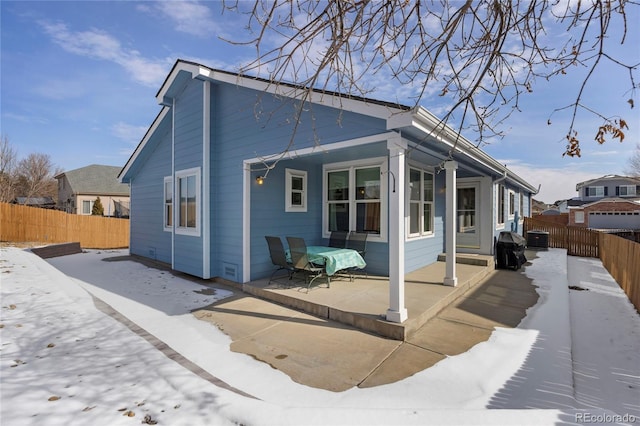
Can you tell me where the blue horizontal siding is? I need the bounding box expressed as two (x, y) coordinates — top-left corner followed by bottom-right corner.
(129, 128), (172, 265)
(172, 80), (204, 276)
(210, 82), (389, 282)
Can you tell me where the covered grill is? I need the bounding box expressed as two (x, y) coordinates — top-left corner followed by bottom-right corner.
(496, 231), (527, 270)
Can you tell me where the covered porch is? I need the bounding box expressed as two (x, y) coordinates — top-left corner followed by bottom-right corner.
(239, 253), (495, 340)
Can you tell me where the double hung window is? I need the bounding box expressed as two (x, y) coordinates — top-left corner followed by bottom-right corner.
(618, 185), (637, 196)
(408, 167), (434, 237)
(82, 200), (93, 215)
(174, 167), (200, 236)
(285, 169), (307, 212)
(509, 191), (516, 218)
(324, 159), (386, 241)
(497, 184), (505, 227)
(163, 176), (172, 231)
(587, 186), (605, 197)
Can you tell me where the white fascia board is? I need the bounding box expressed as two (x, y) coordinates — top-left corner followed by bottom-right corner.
(155, 62), (203, 105)
(392, 106), (538, 193)
(243, 132), (397, 165)
(162, 61), (404, 120)
(119, 106), (170, 183)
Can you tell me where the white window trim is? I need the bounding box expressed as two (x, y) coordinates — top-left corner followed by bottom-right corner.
(587, 186), (604, 197)
(508, 190), (516, 219)
(163, 176), (172, 232)
(575, 211), (585, 223)
(619, 185), (637, 197)
(519, 191), (525, 222)
(496, 184), (505, 229)
(406, 164), (435, 240)
(285, 168), (307, 212)
(322, 157), (388, 242)
(175, 167), (201, 237)
(82, 200), (94, 215)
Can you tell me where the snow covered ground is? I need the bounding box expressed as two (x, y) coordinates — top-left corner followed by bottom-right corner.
(1, 247), (638, 425)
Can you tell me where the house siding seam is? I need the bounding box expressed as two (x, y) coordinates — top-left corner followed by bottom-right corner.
(129, 127), (172, 264)
(172, 80), (205, 277)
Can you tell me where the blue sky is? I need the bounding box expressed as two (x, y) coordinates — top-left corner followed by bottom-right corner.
(1, 1), (638, 204)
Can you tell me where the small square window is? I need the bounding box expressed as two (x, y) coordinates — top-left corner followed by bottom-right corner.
(82, 200), (93, 215)
(285, 169), (307, 212)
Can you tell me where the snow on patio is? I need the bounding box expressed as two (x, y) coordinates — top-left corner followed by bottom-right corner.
(1, 246), (638, 425)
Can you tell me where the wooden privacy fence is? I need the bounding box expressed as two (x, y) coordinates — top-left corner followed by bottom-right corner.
(523, 217), (599, 257)
(0, 202), (129, 249)
(599, 233), (640, 313)
(524, 216), (639, 312)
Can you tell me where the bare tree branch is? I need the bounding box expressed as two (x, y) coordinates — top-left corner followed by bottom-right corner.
(223, 0), (638, 164)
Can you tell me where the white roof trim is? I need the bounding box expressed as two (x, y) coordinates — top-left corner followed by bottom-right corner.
(243, 132), (397, 166)
(388, 107), (538, 193)
(157, 60), (406, 120)
(119, 106), (170, 182)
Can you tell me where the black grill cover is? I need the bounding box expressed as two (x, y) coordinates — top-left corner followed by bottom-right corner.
(498, 231), (527, 245)
(496, 231), (527, 270)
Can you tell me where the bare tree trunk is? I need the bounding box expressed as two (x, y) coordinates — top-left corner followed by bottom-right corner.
(0, 135), (18, 203)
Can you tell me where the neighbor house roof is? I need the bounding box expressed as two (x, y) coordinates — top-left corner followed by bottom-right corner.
(56, 164), (129, 196)
(576, 197), (640, 209)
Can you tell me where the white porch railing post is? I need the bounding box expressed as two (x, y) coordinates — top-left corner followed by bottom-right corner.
(444, 161), (458, 287)
(386, 137), (408, 323)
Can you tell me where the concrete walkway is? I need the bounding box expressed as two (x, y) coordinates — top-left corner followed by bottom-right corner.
(193, 253), (540, 392)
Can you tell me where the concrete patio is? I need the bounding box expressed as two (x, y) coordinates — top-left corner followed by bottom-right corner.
(195, 251), (540, 390)
(233, 253), (499, 340)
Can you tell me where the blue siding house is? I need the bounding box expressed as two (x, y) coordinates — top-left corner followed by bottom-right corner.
(119, 60), (537, 323)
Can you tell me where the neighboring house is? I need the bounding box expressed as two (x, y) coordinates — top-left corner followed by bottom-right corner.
(119, 60), (537, 323)
(55, 165), (130, 217)
(555, 200), (569, 213)
(568, 175), (640, 229)
(12, 197), (57, 209)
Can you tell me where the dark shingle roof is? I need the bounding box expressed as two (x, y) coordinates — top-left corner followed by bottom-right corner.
(57, 165), (129, 196)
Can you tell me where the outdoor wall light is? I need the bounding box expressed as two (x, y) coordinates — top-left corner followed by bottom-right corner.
(256, 176), (265, 185)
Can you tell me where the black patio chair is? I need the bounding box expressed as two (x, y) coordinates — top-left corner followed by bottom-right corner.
(328, 230), (348, 248)
(265, 236), (295, 286)
(346, 231), (368, 278)
(286, 236), (329, 292)
(347, 231), (368, 258)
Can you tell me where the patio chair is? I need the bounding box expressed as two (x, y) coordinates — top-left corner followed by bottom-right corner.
(265, 236), (295, 286)
(347, 231), (368, 258)
(286, 236), (329, 292)
(328, 230), (348, 248)
(346, 231), (368, 278)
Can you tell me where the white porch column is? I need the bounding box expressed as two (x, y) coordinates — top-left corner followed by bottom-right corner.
(444, 161), (458, 286)
(386, 137), (408, 323)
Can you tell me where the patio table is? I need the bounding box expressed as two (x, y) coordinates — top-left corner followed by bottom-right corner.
(304, 246), (366, 276)
(286, 245), (366, 276)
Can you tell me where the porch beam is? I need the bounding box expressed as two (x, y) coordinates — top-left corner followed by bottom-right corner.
(444, 160), (458, 286)
(386, 136), (408, 323)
